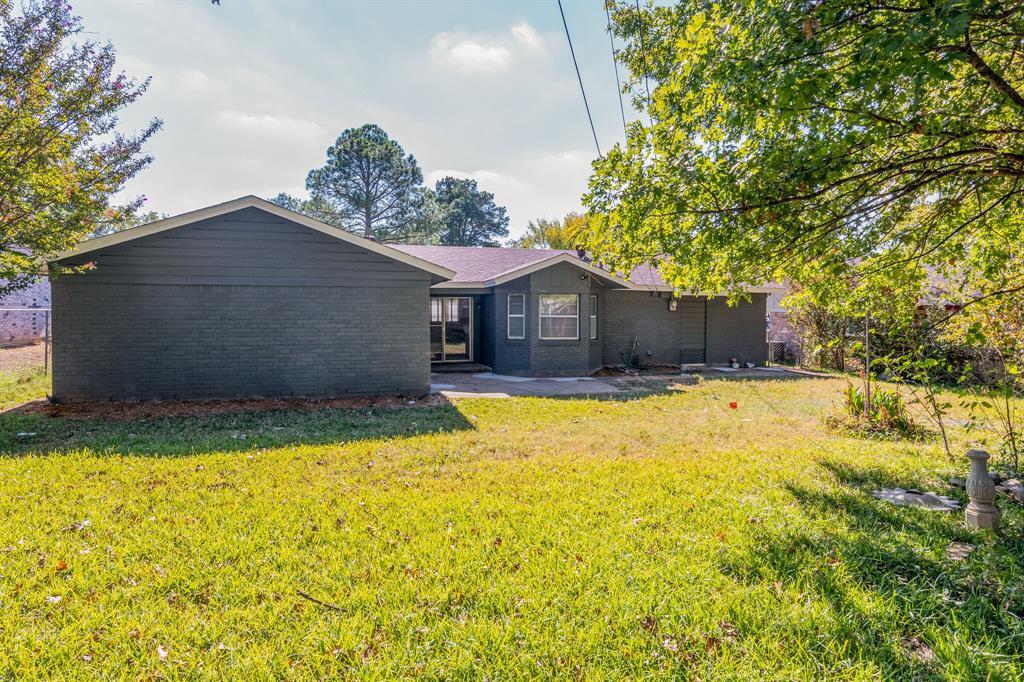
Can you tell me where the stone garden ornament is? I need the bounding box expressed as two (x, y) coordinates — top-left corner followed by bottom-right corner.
(965, 449), (1000, 531)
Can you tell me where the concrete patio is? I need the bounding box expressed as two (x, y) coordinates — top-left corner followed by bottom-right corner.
(430, 366), (813, 399)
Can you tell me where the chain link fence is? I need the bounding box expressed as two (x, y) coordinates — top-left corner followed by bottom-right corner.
(767, 311), (801, 367)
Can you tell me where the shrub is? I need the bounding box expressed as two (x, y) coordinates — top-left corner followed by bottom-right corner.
(828, 383), (922, 438)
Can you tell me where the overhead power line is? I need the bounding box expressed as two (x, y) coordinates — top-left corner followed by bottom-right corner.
(557, 0), (602, 157)
(606, 2), (628, 137)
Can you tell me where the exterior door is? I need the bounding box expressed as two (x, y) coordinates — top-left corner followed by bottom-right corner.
(430, 297), (472, 362)
(679, 298), (707, 364)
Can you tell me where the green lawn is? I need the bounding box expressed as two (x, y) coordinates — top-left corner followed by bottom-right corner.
(1, 375), (1022, 679)
(0, 367), (49, 411)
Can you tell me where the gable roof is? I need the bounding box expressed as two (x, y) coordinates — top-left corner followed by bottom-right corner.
(50, 196), (457, 281)
(390, 245), (632, 288)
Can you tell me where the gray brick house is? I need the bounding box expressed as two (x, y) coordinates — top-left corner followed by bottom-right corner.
(49, 196), (772, 402)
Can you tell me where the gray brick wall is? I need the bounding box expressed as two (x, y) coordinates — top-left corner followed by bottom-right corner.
(489, 277), (533, 374)
(486, 263), (764, 376)
(50, 208), (433, 401)
(52, 282), (430, 401)
(526, 263), (596, 376)
(603, 291), (767, 367)
(602, 291), (698, 366)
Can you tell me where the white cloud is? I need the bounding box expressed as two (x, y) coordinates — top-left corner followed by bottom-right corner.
(429, 34), (511, 74)
(176, 68), (216, 94)
(213, 110), (323, 140)
(429, 21), (546, 76)
(510, 21), (544, 52)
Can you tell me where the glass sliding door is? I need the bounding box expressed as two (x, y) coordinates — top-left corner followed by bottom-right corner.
(430, 296), (472, 362)
(430, 298), (445, 361)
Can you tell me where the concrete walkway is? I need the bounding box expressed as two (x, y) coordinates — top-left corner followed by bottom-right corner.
(430, 366), (815, 399)
(430, 372), (623, 398)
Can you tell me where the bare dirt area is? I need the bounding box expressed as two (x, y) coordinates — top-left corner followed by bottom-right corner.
(12, 393), (449, 421)
(0, 343), (45, 375)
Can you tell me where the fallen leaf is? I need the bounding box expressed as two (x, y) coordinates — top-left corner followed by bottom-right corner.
(55, 560), (68, 572)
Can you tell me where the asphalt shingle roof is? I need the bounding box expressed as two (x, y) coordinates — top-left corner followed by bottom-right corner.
(389, 245), (790, 295)
(390, 244), (688, 289)
(390, 245), (579, 284)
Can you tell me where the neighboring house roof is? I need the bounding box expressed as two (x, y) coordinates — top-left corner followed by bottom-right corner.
(50, 196), (457, 282)
(626, 262), (784, 294)
(917, 265), (970, 308)
(625, 263), (668, 290)
(390, 245), (633, 289)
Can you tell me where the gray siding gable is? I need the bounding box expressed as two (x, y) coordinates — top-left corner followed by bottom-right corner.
(54, 207), (429, 288)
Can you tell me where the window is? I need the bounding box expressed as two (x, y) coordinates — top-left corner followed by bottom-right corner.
(507, 293), (525, 339)
(589, 295), (598, 340)
(539, 294), (579, 340)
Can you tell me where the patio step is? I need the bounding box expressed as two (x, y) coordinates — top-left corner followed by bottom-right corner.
(431, 363), (493, 374)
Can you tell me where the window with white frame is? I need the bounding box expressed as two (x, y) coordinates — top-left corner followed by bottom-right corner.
(539, 294), (579, 340)
(589, 295), (598, 340)
(507, 293), (525, 339)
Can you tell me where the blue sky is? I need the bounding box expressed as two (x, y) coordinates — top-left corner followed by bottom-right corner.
(76, 0), (641, 238)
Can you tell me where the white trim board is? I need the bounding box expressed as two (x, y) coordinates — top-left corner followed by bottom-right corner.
(50, 195), (457, 281)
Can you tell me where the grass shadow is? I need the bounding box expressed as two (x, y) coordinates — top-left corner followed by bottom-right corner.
(0, 402), (474, 458)
(719, 457), (1024, 679)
